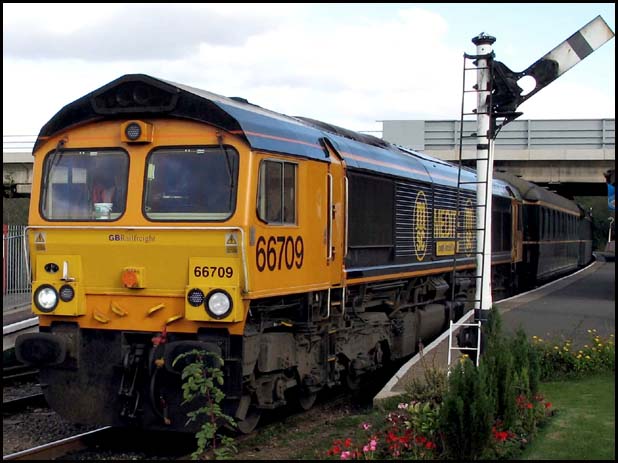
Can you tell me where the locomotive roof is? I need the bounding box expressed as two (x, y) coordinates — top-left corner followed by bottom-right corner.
(494, 171), (581, 214)
(35, 73), (511, 196)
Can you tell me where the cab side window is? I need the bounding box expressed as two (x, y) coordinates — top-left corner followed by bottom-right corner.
(257, 160), (297, 225)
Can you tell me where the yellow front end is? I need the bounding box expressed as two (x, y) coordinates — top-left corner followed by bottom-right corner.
(28, 118), (252, 336)
(29, 227), (247, 334)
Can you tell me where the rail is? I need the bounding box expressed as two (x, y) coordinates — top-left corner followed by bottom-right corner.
(2, 427), (112, 461)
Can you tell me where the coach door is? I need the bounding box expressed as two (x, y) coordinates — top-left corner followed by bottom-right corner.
(512, 200), (523, 262)
(321, 138), (346, 287)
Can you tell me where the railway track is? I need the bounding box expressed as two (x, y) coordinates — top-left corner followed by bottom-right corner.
(3, 427), (113, 460)
(3, 364), (39, 384)
(2, 393), (47, 414)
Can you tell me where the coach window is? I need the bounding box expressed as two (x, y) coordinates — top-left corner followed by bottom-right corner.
(257, 160), (297, 225)
(143, 147), (238, 221)
(40, 149), (128, 221)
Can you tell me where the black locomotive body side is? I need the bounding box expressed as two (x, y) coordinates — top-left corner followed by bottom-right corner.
(495, 172), (593, 290)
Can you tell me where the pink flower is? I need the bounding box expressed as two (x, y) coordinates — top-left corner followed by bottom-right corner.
(361, 422), (372, 431)
(340, 451), (352, 460)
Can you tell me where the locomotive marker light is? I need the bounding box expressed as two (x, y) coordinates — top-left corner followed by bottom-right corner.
(470, 16), (614, 323)
(120, 120), (153, 143)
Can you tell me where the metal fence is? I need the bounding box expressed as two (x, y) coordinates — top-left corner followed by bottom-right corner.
(3, 224), (31, 311)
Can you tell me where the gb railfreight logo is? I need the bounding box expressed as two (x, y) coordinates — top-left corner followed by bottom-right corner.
(108, 233), (156, 244)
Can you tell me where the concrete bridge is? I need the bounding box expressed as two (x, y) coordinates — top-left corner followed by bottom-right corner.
(381, 118), (615, 198)
(3, 135), (34, 197)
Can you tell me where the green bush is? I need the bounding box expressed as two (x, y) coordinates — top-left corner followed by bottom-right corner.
(532, 330), (615, 380)
(325, 308), (613, 461)
(404, 355), (448, 405)
(173, 349), (238, 460)
(440, 358), (493, 460)
(439, 308), (550, 460)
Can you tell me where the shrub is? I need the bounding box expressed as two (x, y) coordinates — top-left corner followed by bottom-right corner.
(440, 357), (493, 460)
(480, 309), (516, 429)
(532, 330), (615, 380)
(404, 354), (448, 405)
(173, 349), (238, 460)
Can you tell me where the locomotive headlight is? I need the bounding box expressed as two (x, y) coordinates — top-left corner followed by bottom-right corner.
(34, 285), (59, 313)
(205, 290), (232, 319)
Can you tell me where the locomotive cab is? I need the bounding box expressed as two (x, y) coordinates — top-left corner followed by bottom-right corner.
(16, 75), (348, 432)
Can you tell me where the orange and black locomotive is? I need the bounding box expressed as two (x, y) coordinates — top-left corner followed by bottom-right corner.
(16, 74), (593, 433)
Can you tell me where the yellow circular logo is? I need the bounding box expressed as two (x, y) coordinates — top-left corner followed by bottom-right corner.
(414, 190), (428, 261)
(463, 199), (475, 255)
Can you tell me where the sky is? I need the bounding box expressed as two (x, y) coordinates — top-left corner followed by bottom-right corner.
(3, 3), (615, 137)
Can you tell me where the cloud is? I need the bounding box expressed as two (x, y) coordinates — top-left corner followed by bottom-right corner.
(2, 4), (614, 136)
(3, 3), (307, 60)
(169, 7), (463, 126)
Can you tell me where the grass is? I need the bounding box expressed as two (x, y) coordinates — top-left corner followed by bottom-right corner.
(233, 373), (615, 460)
(521, 373), (615, 461)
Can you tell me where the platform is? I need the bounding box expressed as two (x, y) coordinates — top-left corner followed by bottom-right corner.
(3, 300), (37, 352)
(374, 258), (615, 405)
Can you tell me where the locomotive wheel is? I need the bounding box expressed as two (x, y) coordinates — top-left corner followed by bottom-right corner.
(236, 406), (261, 434)
(286, 386), (318, 411)
(297, 390), (317, 411)
(345, 371), (362, 391)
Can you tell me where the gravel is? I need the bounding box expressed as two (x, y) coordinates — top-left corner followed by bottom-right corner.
(3, 380), (195, 459)
(3, 381), (100, 456)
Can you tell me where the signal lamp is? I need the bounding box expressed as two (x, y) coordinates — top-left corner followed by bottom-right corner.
(59, 284), (75, 302)
(125, 122), (142, 140)
(120, 120), (153, 144)
(187, 288), (205, 307)
(121, 269), (140, 288)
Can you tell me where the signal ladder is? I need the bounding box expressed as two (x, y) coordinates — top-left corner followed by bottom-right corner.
(447, 48), (495, 369)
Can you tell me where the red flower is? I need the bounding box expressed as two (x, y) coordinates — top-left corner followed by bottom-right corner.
(344, 438), (352, 448)
(545, 402), (552, 409)
(425, 441), (437, 449)
(328, 445), (341, 455)
(526, 403), (533, 409)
